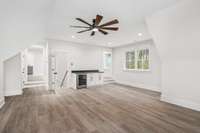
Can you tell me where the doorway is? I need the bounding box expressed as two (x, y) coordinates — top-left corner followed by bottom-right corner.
(21, 44), (49, 88)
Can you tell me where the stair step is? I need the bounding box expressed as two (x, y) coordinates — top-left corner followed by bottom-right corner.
(23, 84), (47, 88)
(23, 81), (47, 88)
(104, 81), (115, 84)
(103, 76), (115, 84)
(25, 81), (46, 85)
(104, 77), (113, 79)
(104, 79), (115, 82)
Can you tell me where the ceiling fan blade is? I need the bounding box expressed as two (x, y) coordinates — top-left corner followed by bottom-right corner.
(99, 19), (119, 27)
(70, 25), (90, 28)
(76, 18), (92, 26)
(77, 29), (92, 33)
(99, 29), (108, 35)
(101, 27), (119, 31)
(91, 31), (95, 36)
(92, 19), (96, 26)
(95, 15), (103, 26)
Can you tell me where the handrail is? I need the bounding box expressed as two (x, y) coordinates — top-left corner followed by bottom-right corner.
(60, 69), (68, 88)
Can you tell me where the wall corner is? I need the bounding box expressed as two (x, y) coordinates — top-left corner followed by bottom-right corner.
(0, 97), (5, 109)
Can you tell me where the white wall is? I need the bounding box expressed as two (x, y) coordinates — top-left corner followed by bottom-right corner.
(4, 53), (22, 96)
(113, 40), (161, 92)
(48, 40), (112, 72)
(44, 44), (49, 86)
(0, 62), (4, 108)
(48, 40), (112, 89)
(146, 0), (200, 111)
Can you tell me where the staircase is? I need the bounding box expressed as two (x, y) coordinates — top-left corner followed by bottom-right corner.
(103, 76), (115, 84)
(23, 81), (46, 88)
(23, 75), (47, 88)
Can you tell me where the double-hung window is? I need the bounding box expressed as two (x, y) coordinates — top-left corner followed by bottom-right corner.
(126, 51), (135, 70)
(125, 49), (149, 71)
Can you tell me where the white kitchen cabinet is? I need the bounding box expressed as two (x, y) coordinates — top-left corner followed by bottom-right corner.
(87, 73), (95, 87)
(71, 73), (103, 89)
(95, 73), (103, 85)
(87, 73), (103, 87)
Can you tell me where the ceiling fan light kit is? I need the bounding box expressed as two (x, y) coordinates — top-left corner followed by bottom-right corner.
(70, 14), (119, 36)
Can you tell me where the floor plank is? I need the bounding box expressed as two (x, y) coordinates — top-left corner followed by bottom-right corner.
(0, 84), (200, 133)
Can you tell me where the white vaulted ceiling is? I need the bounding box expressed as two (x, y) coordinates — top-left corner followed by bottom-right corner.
(46, 0), (181, 47)
(0, 0), (181, 48)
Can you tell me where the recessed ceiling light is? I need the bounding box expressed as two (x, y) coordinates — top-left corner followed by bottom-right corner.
(72, 35), (75, 38)
(92, 28), (98, 32)
(138, 33), (143, 36)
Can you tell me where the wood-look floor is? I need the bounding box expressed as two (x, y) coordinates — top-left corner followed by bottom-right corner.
(0, 84), (200, 133)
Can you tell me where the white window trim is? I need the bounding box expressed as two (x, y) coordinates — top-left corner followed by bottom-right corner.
(123, 69), (150, 72)
(124, 48), (150, 72)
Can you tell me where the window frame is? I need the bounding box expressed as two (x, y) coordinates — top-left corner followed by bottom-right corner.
(125, 51), (136, 70)
(124, 48), (150, 72)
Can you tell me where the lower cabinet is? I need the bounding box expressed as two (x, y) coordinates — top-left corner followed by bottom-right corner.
(87, 74), (94, 87)
(96, 73), (103, 85)
(71, 73), (104, 89)
(87, 73), (103, 87)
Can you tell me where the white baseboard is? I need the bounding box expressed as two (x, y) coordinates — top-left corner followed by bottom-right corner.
(5, 90), (22, 97)
(0, 97), (5, 109)
(116, 80), (161, 92)
(161, 94), (200, 112)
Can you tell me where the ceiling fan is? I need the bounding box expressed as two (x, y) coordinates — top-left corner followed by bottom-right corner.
(70, 15), (119, 36)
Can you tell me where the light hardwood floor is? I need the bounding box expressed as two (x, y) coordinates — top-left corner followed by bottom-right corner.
(0, 84), (200, 133)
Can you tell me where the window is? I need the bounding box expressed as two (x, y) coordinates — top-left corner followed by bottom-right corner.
(126, 51), (135, 69)
(103, 52), (112, 69)
(125, 49), (149, 71)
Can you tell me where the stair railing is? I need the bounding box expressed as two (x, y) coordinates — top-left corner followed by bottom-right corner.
(60, 69), (68, 88)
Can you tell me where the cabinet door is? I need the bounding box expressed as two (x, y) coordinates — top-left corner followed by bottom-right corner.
(87, 73), (103, 87)
(96, 74), (103, 85)
(87, 74), (94, 86)
(93, 73), (98, 85)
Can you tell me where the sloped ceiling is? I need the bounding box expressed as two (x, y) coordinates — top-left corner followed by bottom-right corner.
(46, 0), (181, 47)
(147, 0), (200, 60)
(0, 0), (55, 59)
